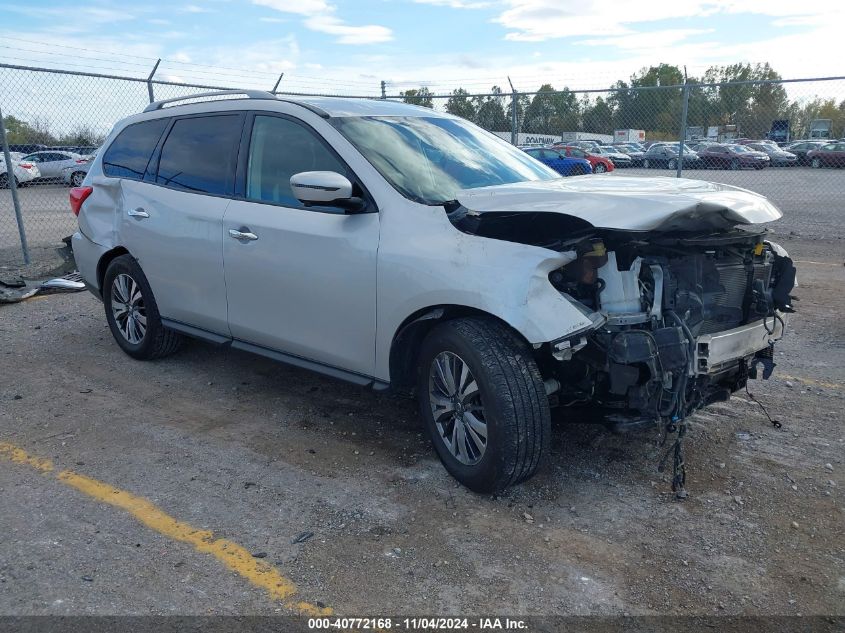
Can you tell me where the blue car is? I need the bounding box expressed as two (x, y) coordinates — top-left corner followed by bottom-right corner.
(522, 147), (592, 176)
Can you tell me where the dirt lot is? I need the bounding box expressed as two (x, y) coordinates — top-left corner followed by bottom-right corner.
(0, 183), (843, 619)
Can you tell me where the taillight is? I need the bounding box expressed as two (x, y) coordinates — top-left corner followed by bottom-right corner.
(19, 163), (33, 169)
(75, 159), (88, 163)
(69, 186), (93, 216)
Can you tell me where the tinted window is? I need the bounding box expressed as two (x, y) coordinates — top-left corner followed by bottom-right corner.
(156, 115), (241, 195)
(246, 115), (346, 207)
(103, 119), (169, 180)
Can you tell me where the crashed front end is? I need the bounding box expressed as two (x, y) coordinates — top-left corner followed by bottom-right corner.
(452, 177), (797, 495)
(543, 230), (795, 426)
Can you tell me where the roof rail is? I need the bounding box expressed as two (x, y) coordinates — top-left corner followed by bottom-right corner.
(143, 89), (277, 113)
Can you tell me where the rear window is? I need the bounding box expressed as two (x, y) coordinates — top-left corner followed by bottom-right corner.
(103, 118), (169, 180)
(155, 115), (241, 196)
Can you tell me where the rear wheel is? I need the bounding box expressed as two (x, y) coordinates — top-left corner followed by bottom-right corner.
(103, 255), (183, 360)
(667, 158), (677, 170)
(594, 162), (607, 174)
(70, 171), (86, 186)
(811, 157), (822, 169)
(0, 173), (17, 189)
(416, 317), (550, 493)
(642, 159), (651, 169)
(729, 158), (740, 170)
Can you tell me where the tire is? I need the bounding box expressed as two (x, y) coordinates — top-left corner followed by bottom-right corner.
(416, 317), (551, 493)
(729, 159), (740, 170)
(0, 173), (17, 189)
(667, 158), (677, 170)
(642, 159), (650, 169)
(103, 254), (183, 360)
(594, 162), (607, 174)
(811, 157), (821, 169)
(70, 171), (86, 186)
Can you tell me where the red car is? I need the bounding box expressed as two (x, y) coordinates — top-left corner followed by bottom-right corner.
(807, 142), (845, 168)
(559, 145), (614, 173)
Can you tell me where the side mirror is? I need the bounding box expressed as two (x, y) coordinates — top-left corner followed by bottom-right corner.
(290, 171), (366, 212)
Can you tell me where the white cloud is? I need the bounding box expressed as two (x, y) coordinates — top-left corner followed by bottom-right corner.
(252, 0), (392, 45)
(413, 0), (491, 9)
(181, 4), (214, 13)
(577, 28), (715, 50)
(304, 15), (393, 44)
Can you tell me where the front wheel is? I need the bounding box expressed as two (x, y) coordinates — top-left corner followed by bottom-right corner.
(594, 163), (607, 174)
(642, 159), (650, 169)
(811, 157), (821, 169)
(417, 318), (551, 493)
(70, 171), (86, 186)
(729, 159), (740, 170)
(103, 254), (183, 360)
(0, 173), (17, 189)
(667, 158), (677, 170)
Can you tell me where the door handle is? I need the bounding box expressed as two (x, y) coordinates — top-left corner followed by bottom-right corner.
(229, 228), (258, 241)
(128, 208), (149, 219)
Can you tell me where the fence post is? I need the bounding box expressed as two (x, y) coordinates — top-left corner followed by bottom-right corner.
(147, 59), (161, 104)
(271, 73), (284, 94)
(508, 76), (517, 145)
(380, 80), (386, 99)
(0, 106), (30, 265)
(676, 78), (690, 178)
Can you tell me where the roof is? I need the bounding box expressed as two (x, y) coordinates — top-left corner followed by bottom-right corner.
(283, 95), (453, 118)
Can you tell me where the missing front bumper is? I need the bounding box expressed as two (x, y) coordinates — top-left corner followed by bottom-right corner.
(694, 316), (786, 375)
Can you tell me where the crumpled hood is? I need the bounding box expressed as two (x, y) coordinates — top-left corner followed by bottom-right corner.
(456, 176), (782, 232)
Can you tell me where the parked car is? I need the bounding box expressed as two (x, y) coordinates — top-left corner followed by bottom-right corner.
(610, 145), (645, 166)
(641, 143), (699, 169)
(558, 145), (614, 173)
(20, 150), (83, 181)
(62, 159), (93, 187)
(597, 146), (633, 167)
(0, 155), (41, 188)
(697, 144), (770, 170)
(71, 91), (796, 494)
(783, 141), (826, 165)
(7, 143), (47, 154)
(522, 147), (592, 176)
(807, 142), (845, 168)
(745, 143), (797, 167)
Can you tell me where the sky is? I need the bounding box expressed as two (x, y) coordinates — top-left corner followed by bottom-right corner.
(0, 0), (843, 97)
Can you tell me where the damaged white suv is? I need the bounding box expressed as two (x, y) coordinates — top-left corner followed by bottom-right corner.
(71, 91), (796, 494)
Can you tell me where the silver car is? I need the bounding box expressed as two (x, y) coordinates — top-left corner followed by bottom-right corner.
(71, 91), (796, 494)
(21, 150), (82, 181)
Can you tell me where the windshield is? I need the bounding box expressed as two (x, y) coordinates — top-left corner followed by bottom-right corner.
(666, 143), (695, 153)
(726, 144), (751, 153)
(330, 116), (559, 205)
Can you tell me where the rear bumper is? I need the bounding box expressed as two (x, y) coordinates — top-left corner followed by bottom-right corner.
(694, 316), (786, 375)
(71, 231), (109, 301)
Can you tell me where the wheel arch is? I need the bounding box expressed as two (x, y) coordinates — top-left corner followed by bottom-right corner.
(96, 246), (131, 293)
(387, 304), (529, 395)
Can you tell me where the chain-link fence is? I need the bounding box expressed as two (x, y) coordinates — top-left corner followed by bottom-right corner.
(2, 62), (844, 271)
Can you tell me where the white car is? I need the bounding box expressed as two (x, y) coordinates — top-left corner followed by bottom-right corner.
(0, 155), (41, 188)
(70, 91), (796, 494)
(20, 150), (83, 181)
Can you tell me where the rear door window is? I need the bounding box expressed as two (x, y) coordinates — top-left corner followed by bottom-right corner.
(103, 118), (169, 180)
(155, 115), (242, 196)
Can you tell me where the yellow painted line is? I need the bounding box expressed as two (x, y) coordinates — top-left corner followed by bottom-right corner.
(779, 374), (843, 391)
(0, 442), (331, 617)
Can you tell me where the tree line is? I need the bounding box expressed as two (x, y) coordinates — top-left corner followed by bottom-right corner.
(401, 63), (845, 140)
(2, 115), (106, 147)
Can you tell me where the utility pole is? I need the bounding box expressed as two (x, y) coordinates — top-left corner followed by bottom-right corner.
(508, 76), (517, 145)
(380, 80), (386, 99)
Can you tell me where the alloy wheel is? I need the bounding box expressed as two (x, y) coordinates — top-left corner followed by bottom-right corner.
(110, 273), (147, 344)
(428, 351), (487, 465)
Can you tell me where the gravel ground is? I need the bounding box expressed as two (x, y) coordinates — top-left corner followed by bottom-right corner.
(0, 177), (843, 618)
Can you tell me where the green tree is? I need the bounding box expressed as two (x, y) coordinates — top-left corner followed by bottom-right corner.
(474, 86), (508, 131)
(400, 87), (434, 108)
(581, 96), (613, 134)
(523, 84), (580, 134)
(445, 88), (476, 121)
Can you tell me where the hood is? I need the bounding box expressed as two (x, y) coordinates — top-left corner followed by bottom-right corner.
(455, 176), (783, 232)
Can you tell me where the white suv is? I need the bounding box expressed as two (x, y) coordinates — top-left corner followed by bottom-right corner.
(71, 91), (796, 494)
